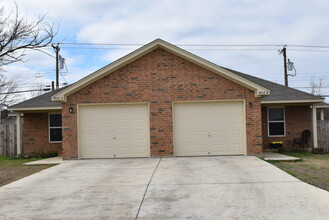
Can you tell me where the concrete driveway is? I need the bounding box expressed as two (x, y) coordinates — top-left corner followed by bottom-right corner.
(1, 156), (329, 219)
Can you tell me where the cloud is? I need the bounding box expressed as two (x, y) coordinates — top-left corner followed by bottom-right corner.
(1, 0), (329, 102)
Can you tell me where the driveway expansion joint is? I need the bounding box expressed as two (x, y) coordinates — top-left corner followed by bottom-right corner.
(135, 157), (162, 220)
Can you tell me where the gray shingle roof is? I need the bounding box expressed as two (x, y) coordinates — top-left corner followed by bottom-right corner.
(224, 68), (323, 102)
(316, 102), (329, 108)
(9, 87), (66, 109)
(9, 67), (323, 110)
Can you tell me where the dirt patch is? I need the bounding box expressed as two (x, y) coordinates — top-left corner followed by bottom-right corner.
(268, 154), (329, 191)
(0, 157), (55, 187)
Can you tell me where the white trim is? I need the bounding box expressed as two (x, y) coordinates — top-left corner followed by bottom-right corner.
(316, 105), (329, 109)
(77, 102), (150, 159)
(48, 113), (62, 143)
(321, 109), (325, 121)
(172, 99), (247, 156)
(8, 106), (62, 111)
(261, 99), (324, 104)
(52, 39), (270, 102)
(267, 106), (286, 137)
(16, 114), (21, 156)
(312, 103), (318, 148)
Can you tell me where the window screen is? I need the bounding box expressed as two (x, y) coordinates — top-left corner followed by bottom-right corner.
(49, 114), (62, 142)
(268, 108), (285, 136)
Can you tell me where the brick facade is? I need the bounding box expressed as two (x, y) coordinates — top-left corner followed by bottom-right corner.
(261, 105), (313, 148)
(61, 48), (263, 159)
(23, 113), (62, 154)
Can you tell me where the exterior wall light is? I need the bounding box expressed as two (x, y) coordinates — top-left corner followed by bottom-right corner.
(69, 107), (74, 113)
(249, 102), (253, 108)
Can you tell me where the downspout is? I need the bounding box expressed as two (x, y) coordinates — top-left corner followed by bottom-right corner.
(312, 104), (318, 148)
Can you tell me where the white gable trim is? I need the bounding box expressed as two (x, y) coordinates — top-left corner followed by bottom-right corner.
(52, 39), (270, 102)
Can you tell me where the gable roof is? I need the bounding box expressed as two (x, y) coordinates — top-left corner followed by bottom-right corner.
(51, 39), (270, 102)
(8, 87), (65, 111)
(9, 39), (324, 111)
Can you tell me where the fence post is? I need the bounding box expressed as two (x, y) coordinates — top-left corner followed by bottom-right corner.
(0, 125), (3, 155)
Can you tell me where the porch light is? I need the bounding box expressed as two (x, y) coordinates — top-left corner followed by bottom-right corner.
(69, 107), (74, 113)
(249, 102), (253, 108)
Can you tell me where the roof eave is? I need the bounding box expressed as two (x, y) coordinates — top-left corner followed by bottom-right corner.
(261, 99), (324, 104)
(8, 106), (62, 112)
(51, 39), (270, 102)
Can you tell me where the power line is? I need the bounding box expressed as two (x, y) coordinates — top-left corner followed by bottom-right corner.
(56, 42), (329, 47)
(55, 42), (329, 48)
(57, 46), (329, 53)
(60, 46), (278, 51)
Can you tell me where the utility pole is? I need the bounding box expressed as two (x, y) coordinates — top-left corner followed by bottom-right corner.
(279, 46), (288, 86)
(52, 44), (60, 89)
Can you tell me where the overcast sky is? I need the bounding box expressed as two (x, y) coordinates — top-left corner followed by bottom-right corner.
(2, 0), (329, 101)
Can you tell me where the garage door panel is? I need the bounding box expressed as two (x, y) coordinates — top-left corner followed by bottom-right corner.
(174, 102), (245, 156)
(81, 147), (116, 158)
(79, 104), (149, 158)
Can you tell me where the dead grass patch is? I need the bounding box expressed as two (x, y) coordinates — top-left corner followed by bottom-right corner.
(268, 154), (329, 191)
(0, 156), (55, 187)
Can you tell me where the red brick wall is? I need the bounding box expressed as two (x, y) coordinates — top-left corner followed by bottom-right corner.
(62, 48), (263, 159)
(262, 105), (313, 148)
(23, 113), (62, 154)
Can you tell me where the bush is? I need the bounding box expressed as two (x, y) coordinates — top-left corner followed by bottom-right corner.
(45, 151), (58, 157)
(18, 150), (58, 159)
(311, 148), (325, 154)
(279, 148), (310, 154)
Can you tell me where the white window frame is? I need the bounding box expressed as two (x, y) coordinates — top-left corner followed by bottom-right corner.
(267, 107), (286, 137)
(49, 113), (62, 143)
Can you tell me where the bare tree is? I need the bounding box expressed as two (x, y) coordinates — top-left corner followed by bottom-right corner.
(309, 76), (329, 96)
(0, 3), (57, 108)
(0, 72), (20, 109)
(30, 83), (47, 97)
(0, 3), (57, 66)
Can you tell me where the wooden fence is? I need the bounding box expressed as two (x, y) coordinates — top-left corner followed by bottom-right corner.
(317, 120), (329, 152)
(0, 123), (17, 156)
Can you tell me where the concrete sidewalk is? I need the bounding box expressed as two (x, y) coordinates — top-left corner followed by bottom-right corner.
(24, 156), (63, 165)
(262, 152), (300, 161)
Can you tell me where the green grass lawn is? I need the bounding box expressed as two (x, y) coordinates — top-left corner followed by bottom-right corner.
(267, 153), (329, 191)
(0, 156), (55, 187)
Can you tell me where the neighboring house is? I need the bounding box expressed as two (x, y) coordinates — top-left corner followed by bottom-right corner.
(9, 39), (324, 159)
(316, 102), (329, 121)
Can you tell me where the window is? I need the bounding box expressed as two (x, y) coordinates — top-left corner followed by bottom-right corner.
(268, 107), (285, 136)
(49, 114), (62, 142)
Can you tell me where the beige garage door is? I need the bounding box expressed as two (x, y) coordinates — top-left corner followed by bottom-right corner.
(79, 104), (149, 158)
(174, 101), (245, 156)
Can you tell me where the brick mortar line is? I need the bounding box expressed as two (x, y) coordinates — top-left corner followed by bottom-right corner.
(135, 157), (162, 220)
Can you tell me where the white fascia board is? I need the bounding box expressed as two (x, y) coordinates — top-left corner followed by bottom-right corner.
(52, 39), (270, 102)
(261, 99), (324, 104)
(8, 106), (62, 112)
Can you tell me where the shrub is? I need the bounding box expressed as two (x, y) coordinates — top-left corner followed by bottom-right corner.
(279, 148), (310, 154)
(20, 151), (59, 159)
(45, 151), (58, 157)
(311, 148), (325, 154)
